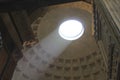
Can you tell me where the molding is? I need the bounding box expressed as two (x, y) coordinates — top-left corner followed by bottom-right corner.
(97, 40), (107, 69)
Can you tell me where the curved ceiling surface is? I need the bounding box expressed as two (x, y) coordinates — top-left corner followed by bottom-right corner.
(37, 6), (96, 58)
(12, 1), (106, 80)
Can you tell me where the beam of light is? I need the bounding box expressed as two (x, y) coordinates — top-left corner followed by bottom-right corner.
(12, 28), (72, 80)
(12, 20), (85, 80)
(12, 20), (84, 80)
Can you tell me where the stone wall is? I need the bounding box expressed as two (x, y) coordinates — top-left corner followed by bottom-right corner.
(93, 0), (120, 80)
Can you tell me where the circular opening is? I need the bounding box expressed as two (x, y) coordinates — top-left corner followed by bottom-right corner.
(58, 20), (84, 40)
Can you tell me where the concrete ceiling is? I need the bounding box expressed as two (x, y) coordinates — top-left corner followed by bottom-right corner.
(37, 6), (95, 57)
(12, 1), (106, 80)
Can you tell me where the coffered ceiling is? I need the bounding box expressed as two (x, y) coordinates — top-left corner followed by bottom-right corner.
(12, 1), (106, 80)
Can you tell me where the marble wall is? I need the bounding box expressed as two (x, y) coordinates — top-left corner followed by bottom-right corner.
(93, 0), (120, 80)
